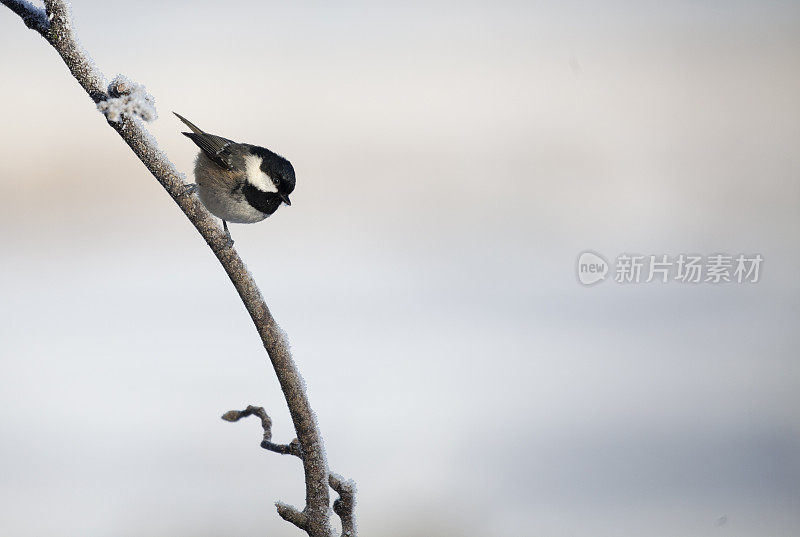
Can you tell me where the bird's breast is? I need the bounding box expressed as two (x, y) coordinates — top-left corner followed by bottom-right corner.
(194, 152), (269, 223)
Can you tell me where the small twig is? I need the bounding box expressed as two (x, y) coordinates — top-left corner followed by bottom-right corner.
(329, 473), (357, 537)
(276, 501), (309, 531)
(221, 406), (274, 441)
(222, 406), (303, 458)
(224, 405), (357, 536)
(264, 437), (303, 457)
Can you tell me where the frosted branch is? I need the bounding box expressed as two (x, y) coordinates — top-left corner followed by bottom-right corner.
(329, 473), (357, 537)
(98, 75), (157, 122)
(1, 0), (48, 34)
(222, 405), (303, 458)
(277, 501), (310, 531)
(224, 406), (357, 536)
(1, 2), (352, 536)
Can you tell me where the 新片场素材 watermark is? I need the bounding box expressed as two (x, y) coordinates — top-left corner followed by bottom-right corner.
(576, 251), (762, 286)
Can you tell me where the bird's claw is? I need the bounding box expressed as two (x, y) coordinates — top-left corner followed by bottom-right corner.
(180, 183), (198, 197)
(222, 220), (235, 248)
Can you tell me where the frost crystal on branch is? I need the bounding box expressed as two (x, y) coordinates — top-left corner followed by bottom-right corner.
(97, 75), (157, 122)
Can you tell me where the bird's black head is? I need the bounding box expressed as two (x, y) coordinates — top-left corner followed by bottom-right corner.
(254, 146), (295, 206)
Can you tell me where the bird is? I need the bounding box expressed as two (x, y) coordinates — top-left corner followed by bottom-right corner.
(174, 112), (295, 242)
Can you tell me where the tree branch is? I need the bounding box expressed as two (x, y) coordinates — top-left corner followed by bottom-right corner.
(329, 473), (357, 537)
(1, 0), (48, 34)
(1, 2), (348, 536)
(222, 405), (303, 458)
(224, 406), (358, 537)
(277, 501), (310, 531)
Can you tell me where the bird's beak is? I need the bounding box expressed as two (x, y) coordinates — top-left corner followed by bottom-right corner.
(279, 193), (291, 206)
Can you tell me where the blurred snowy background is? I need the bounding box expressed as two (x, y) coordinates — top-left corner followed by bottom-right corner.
(1, 1), (799, 536)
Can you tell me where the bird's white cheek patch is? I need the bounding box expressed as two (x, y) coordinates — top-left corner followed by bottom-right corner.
(244, 154), (278, 193)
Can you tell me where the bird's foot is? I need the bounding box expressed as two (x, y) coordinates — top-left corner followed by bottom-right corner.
(222, 220), (235, 248)
(180, 183), (198, 197)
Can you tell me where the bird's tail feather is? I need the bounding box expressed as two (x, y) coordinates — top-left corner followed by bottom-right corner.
(173, 111), (204, 134)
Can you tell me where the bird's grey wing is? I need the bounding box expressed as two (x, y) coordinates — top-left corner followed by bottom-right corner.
(174, 112), (236, 170)
(183, 131), (236, 170)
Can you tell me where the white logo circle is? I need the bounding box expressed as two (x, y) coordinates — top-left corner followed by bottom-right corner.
(577, 251), (609, 286)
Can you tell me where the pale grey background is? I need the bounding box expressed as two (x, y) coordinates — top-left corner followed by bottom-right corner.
(1, 1), (799, 536)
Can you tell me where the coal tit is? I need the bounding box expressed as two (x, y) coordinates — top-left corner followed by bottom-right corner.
(175, 112), (295, 239)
